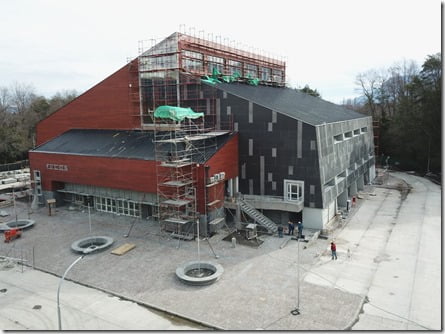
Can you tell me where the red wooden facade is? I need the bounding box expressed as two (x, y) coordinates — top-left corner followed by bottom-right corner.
(36, 60), (140, 146)
(29, 133), (238, 208)
(195, 134), (239, 214)
(29, 152), (157, 193)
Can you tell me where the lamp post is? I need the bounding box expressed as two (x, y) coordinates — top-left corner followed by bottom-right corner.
(291, 238), (301, 315)
(57, 248), (94, 330)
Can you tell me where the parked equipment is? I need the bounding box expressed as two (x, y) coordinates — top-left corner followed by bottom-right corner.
(4, 228), (21, 243)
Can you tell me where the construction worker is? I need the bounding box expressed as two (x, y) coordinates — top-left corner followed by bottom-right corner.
(331, 241), (337, 260)
(297, 221), (303, 238)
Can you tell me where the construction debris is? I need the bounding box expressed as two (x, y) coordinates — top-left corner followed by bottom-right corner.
(111, 243), (136, 256)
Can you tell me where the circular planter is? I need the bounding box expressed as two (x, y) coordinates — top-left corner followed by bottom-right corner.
(71, 236), (114, 254)
(0, 219), (35, 232)
(176, 260), (224, 286)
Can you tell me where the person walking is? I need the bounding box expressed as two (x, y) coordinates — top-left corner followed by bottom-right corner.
(288, 221), (294, 235)
(331, 241), (337, 260)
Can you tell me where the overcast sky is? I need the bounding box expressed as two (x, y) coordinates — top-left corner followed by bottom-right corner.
(0, 0), (441, 104)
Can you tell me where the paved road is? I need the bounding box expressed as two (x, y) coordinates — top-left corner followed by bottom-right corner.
(304, 172), (441, 330)
(0, 267), (205, 330)
(0, 171), (440, 330)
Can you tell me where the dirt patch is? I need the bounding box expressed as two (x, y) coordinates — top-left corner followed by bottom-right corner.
(222, 230), (264, 248)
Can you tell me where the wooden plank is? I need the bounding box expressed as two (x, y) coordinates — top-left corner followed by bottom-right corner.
(111, 243), (136, 256)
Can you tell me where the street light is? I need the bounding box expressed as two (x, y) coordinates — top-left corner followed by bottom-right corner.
(57, 247), (95, 330)
(291, 237), (301, 316)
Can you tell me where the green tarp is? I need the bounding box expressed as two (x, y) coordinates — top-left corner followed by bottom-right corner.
(201, 68), (258, 86)
(154, 105), (204, 121)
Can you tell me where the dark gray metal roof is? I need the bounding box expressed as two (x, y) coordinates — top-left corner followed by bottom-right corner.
(215, 82), (367, 126)
(33, 129), (232, 162)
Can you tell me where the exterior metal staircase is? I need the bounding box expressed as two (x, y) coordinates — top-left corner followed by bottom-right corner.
(238, 199), (278, 233)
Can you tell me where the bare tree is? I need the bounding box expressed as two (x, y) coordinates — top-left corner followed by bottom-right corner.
(0, 87), (10, 114)
(10, 82), (36, 114)
(355, 70), (383, 117)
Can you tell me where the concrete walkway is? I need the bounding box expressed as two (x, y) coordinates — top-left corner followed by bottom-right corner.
(0, 171), (441, 330)
(352, 172), (441, 330)
(305, 172), (441, 330)
(0, 267), (205, 330)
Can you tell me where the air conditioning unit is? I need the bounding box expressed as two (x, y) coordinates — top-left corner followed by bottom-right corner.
(209, 176), (215, 184)
(214, 174), (220, 181)
(219, 172), (225, 180)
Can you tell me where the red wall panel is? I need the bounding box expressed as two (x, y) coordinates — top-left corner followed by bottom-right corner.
(196, 134), (239, 213)
(206, 134), (239, 180)
(29, 133), (238, 212)
(36, 60), (140, 146)
(29, 152), (156, 194)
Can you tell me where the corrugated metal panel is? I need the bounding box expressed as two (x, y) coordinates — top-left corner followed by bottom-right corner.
(32, 129), (233, 163)
(214, 82), (368, 126)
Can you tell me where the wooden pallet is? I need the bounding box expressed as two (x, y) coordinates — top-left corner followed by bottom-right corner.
(111, 243), (136, 256)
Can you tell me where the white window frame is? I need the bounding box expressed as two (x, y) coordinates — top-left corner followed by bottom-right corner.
(283, 179), (304, 202)
(95, 196), (140, 218)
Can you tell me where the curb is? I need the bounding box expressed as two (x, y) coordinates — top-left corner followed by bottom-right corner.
(31, 265), (225, 330)
(342, 294), (367, 330)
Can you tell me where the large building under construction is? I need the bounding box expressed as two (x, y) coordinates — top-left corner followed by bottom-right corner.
(29, 32), (375, 235)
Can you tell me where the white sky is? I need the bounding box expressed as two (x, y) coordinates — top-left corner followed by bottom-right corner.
(0, 0), (441, 104)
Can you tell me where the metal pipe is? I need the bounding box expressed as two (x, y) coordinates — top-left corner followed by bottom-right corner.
(291, 239), (301, 315)
(88, 203), (91, 234)
(57, 255), (84, 330)
(297, 238), (300, 309)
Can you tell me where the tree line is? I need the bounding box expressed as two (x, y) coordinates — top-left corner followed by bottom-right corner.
(0, 83), (77, 164)
(344, 53), (441, 175)
(0, 53), (440, 176)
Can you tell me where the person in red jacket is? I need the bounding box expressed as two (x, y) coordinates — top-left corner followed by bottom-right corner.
(331, 241), (337, 260)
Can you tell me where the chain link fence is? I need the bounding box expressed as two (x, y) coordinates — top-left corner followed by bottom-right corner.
(0, 160), (29, 172)
(0, 243), (34, 272)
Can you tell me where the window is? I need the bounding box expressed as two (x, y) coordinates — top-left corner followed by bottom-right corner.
(245, 63), (258, 78)
(227, 60), (242, 75)
(334, 134), (343, 143)
(272, 69), (283, 83)
(182, 50), (203, 72)
(207, 55), (224, 73)
(260, 67), (271, 81)
(95, 196), (140, 217)
(140, 55), (177, 71)
(361, 127), (368, 133)
(248, 139), (253, 156)
(354, 129), (360, 136)
(284, 180), (304, 202)
(344, 131), (353, 139)
(272, 148), (277, 157)
(74, 194), (84, 204)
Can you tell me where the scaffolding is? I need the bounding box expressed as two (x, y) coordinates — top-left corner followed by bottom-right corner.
(153, 109), (230, 240)
(133, 29), (284, 239)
